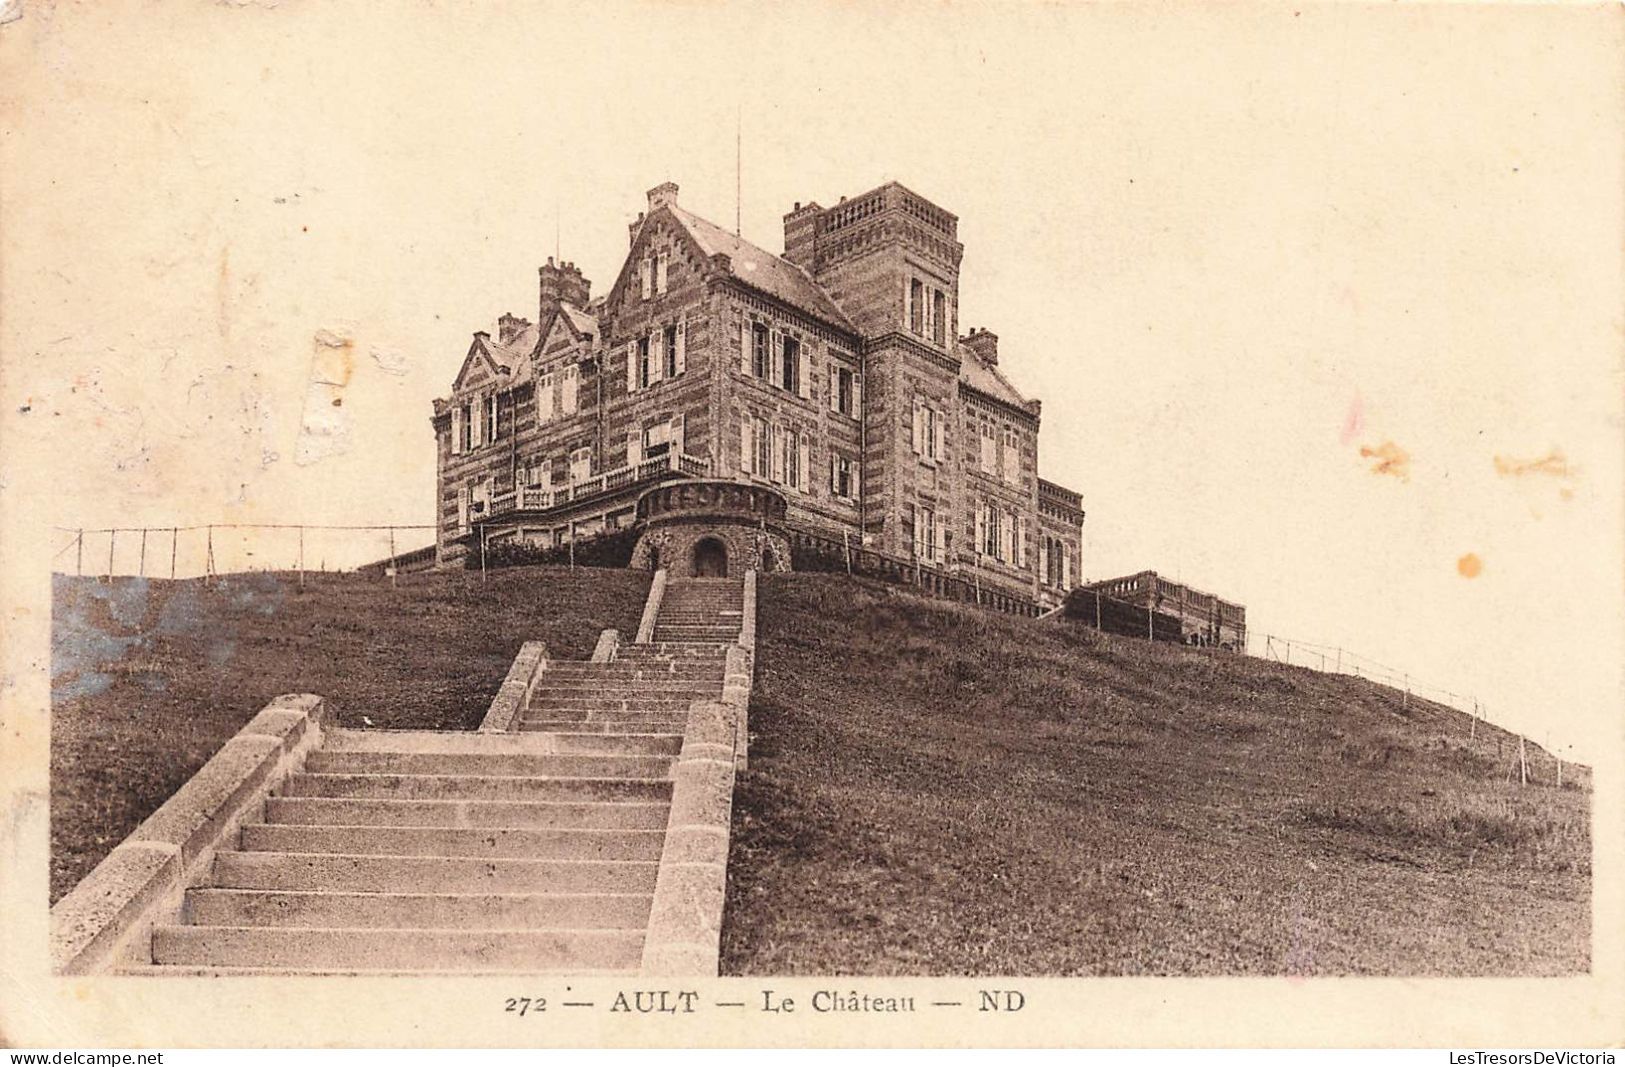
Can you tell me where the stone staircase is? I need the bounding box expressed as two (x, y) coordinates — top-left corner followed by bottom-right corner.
(653, 577), (745, 644)
(129, 576), (748, 975)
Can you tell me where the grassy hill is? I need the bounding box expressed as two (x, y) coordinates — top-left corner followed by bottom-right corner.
(51, 566), (1589, 975)
(721, 573), (1589, 976)
(49, 568), (650, 902)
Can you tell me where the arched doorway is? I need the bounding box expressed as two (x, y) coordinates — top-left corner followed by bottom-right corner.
(692, 537), (728, 578)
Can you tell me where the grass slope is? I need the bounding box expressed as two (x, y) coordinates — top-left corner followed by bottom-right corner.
(722, 574), (1589, 976)
(50, 567), (649, 903)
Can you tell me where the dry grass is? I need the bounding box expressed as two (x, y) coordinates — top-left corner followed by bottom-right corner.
(49, 567), (649, 903)
(721, 573), (1590, 976)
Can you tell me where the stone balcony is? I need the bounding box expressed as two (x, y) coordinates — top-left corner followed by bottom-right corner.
(483, 452), (712, 521)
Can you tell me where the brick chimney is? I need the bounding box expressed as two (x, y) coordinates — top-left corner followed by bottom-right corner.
(538, 257), (591, 326)
(782, 200), (823, 268)
(497, 312), (530, 345)
(647, 181), (680, 210)
(963, 326), (999, 366)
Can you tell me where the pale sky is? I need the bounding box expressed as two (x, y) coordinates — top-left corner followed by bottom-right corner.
(2, 1), (1620, 759)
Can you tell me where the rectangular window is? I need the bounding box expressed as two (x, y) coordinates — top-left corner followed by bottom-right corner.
(643, 419), (672, 459)
(832, 453), (854, 499)
(569, 446), (592, 484)
(663, 324), (679, 379)
(831, 365), (855, 417)
(784, 430), (801, 490)
(637, 336), (652, 390)
(913, 506), (936, 562)
(1003, 430), (1021, 486)
(561, 366), (579, 415)
(640, 259), (652, 300)
(980, 427), (997, 474)
(752, 322), (770, 379)
(780, 334), (800, 393)
(913, 403), (939, 461)
(484, 395), (498, 444)
(753, 416), (772, 479)
(458, 403), (472, 452)
(537, 375), (555, 425)
(655, 251), (669, 295)
(909, 278), (923, 334)
(932, 289), (946, 345)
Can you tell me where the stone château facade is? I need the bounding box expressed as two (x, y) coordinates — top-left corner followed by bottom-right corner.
(431, 180), (1085, 607)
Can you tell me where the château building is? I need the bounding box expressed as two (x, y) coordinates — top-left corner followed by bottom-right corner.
(431, 180), (1085, 607)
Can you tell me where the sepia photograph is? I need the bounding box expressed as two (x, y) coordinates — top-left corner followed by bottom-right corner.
(2, 0), (1621, 1049)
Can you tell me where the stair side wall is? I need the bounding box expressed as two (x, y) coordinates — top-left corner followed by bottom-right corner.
(51, 694), (328, 974)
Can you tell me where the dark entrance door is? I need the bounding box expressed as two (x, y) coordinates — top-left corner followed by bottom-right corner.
(692, 537), (728, 578)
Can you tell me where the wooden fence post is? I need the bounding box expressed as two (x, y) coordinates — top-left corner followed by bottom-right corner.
(76, 529), (83, 576)
(170, 528), (178, 579)
(1518, 736), (1529, 786)
(298, 526), (305, 588)
(388, 526), (397, 588)
(205, 525), (215, 583)
(107, 529), (116, 580)
(138, 529), (147, 578)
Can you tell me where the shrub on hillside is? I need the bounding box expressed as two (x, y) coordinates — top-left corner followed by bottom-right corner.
(469, 527), (643, 571)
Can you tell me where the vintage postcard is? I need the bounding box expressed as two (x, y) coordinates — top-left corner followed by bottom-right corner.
(1, 0), (1621, 1050)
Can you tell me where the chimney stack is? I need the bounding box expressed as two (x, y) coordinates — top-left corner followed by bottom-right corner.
(497, 312), (530, 345)
(782, 200), (823, 268)
(963, 326), (999, 366)
(647, 181), (680, 210)
(538, 257), (591, 327)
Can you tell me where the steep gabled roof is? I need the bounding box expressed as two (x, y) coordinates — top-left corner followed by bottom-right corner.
(485, 321), (540, 384)
(667, 204), (857, 334)
(557, 302), (598, 341)
(957, 342), (1030, 411)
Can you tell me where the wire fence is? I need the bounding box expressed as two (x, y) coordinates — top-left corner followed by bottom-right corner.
(1061, 584), (1578, 787)
(50, 524), (438, 586)
(50, 521), (1579, 785)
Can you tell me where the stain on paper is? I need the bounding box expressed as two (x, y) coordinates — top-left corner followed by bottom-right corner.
(1494, 450), (1577, 500)
(1339, 391), (1364, 446)
(1359, 440), (1410, 481)
(1457, 553), (1483, 579)
(294, 329), (355, 466)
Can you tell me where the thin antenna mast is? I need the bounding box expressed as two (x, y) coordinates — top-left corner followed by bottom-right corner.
(735, 103), (742, 237)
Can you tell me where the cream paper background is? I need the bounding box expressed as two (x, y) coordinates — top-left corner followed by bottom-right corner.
(1, 0), (1621, 1047)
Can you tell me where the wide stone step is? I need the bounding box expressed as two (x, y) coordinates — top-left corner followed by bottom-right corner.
(184, 888), (655, 930)
(239, 823), (667, 861)
(151, 924), (644, 972)
(211, 850), (661, 893)
(279, 773), (671, 802)
(520, 720), (687, 735)
(262, 796), (672, 829)
(524, 700), (696, 715)
(615, 647), (728, 659)
(531, 678), (721, 691)
(304, 750), (672, 779)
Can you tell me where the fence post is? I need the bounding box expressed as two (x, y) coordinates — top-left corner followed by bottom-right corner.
(138, 529), (147, 578)
(1094, 591), (1102, 631)
(298, 526), (306, 588)
(107, 529), (116, 580)
(1470, 700), (1478, 742)
(1403, 673), (1409, 709)
(170, 528), (178, 579)
(1518, 736), (1528, 786)
(1146, 604), (1153, 641)
(205, 525), (215, 584)
(843, 530), (852, 574)
(76, 529), (83, 576)
(388, 526), (397, 588)
(1556, 751), (1563, 789)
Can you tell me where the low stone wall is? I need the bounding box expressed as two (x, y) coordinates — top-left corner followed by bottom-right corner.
(640, 698), (739, 976)
(477, 641), (549, 732)
(51, 693), (328, 975)
(591, 628), (622, 663)
(634, 568), (668, 643)
(640, 569), (759, 976)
